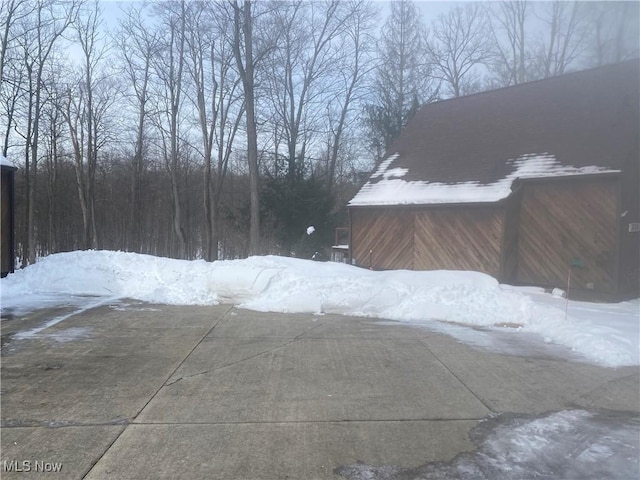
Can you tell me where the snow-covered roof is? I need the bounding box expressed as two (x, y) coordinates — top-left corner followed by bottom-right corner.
(349, 153), (619, 206)
(0, 154), (15, 168)
(349, 60), (638, 207)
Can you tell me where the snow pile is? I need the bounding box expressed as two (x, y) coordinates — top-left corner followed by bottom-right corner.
(1, 251), (638, 367)
(0, 251), (522, 322)
(1, 251), (221, 305)
(349, 152), (620, 206)
(504, 287), (640, 368)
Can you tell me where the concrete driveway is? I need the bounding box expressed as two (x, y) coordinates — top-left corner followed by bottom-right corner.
(1, 301), (638, 479)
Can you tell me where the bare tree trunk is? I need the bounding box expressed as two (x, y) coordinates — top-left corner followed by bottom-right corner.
(85, 49), (97, 249)
(204, 166), (213, 260)
(169, 1), (187, 258)
(117, 5), (157, 253)
(233, 0), (260, 256)
(0, 0), (22, 83)
(517, 2), (526, 83)
(45, 100), (60, 253)
(28, 133), (36, 262)
(130, 103), (144, 250)
(20, 0), (77, 263)
(328, 1), (374, 190)
(64, 91), (91, 249)
(246, 76), (260, 255)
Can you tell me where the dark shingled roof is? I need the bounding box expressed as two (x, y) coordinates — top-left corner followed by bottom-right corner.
(351, 59), (639, 206)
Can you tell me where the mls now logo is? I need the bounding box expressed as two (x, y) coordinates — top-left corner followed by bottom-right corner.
(3, 460), (63, 473)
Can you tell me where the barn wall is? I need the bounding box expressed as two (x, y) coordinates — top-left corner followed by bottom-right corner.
(350, 207), (414, 270)
(618, 151), (639, 295)
(350, 205), (503, 276)
(1, 167), (15, 277)
(500, 188), (522, 283)
(413, 207), (503, 277)
(516, 177), (618, 293)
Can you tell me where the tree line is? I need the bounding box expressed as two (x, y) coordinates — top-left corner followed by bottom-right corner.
(1, 0), (637, 265)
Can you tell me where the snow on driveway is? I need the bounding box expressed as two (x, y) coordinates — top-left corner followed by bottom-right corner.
(335, 409), (639, 480)
(1, 250), (638, 368)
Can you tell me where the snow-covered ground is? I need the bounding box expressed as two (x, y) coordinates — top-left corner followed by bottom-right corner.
(1, 251), (638, 368)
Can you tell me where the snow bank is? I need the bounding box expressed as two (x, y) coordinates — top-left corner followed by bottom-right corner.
(1, 251), (638, 367)
(0, 251), (522, 322)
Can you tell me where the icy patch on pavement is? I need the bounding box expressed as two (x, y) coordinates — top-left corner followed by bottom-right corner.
(377, 320), (591, 363)
(110, 303), (161, 312)
(335, 410), (640, 480)
(44, 327), (93, 343)
(0, 293), (105, 317)
(1, 251), (638, 367)
(12, 296), (118, 340)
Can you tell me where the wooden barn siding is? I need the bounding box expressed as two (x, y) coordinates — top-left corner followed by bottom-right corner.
(618, 152), (639, 294)
(413, 207), (503, 277)
(500, 188), (522, 283)
(1, 170), (12, 277)
(350, 208), (414, 269)
(350, 206), (503, 276)
(517, 178), (618, 293)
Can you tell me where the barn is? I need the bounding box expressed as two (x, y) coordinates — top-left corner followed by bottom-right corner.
(348, 60), (639, 296)
(1, 155), (17, 277)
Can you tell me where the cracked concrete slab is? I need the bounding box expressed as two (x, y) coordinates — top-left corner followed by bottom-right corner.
(136, 335), (490, 424)
(208, 308), (329, 339)
(164, 337), (293, 385)
(2, 302), (639, 480)
(84, 421), (477, 480)
(420, 335), (640, 414)
(0, 425), (124, 479)
(49, 302), (227, 338)
(1, 304), (229, 425)
(1, 334), (211, 424)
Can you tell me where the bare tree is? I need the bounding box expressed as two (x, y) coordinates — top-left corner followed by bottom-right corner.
(40, 66), (65, 253)
(232, 0), (261, 255)
(61, 1), (114, 250)
(115, 4), (159, 252)
(186, 1), (244, 261)
(14, 0), (78, 264)
(488, 0), (530, 86)
(0, 1), (34, 157)
(150, 0), (188, 258)
(0, 0), (38, 83)
(325, 0), (376, 189)
(0, 0), (17, 82)
(583, 1), (639, 66)
(427, 3), (493, 97)
(265, 1), (348, 182)
(0, 42), (25, 157)
(364, 0), (436, 162)
(531, 1), (587, 78)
